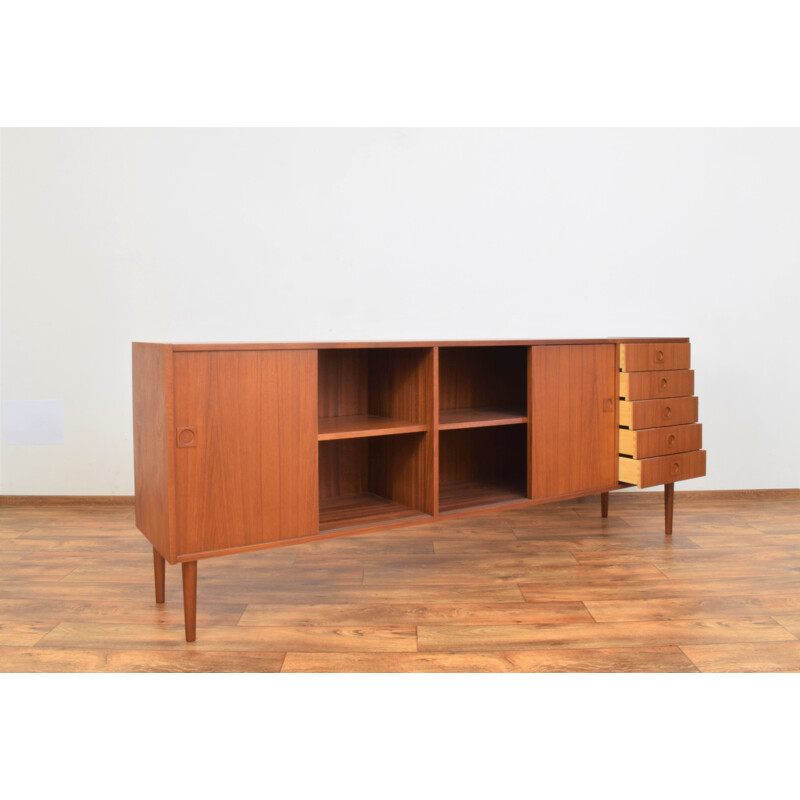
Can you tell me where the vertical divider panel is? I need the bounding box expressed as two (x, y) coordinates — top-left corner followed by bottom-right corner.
(527, 346), (533, 499)
(614, 343), (620, 484)
(431, 347), (440, 517)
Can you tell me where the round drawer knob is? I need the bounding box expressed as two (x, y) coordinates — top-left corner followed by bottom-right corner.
(668, 434), (676, 446)
(663, 406), (672, 419)
(656, 350), (665, 362)
(671, 462), (680, 475)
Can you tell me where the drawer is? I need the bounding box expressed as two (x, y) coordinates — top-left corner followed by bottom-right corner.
(619, 369), (694, 400)
(620, 342), (690, 372)
(619, 450), (706, 488)
(619, 423), (702, 459)
(619, 396), (698, 429)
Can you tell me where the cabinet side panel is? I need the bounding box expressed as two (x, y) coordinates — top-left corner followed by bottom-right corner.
(530, 344), (617, 499)
(132, 343), (174, 562)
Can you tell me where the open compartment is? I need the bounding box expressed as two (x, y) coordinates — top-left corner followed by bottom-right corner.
(318, 432), (432, 532)
(318, 348), (432, 440)
(439, 425), (527, 513)
(438, 346), (528, 430)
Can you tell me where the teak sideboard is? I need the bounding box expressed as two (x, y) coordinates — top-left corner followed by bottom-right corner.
(132, 338), (706, 640)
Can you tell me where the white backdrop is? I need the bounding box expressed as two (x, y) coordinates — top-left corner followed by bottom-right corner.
(1, 128), (798, 494)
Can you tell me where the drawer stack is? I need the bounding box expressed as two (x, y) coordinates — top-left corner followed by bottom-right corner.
(617, 342), (706, 488)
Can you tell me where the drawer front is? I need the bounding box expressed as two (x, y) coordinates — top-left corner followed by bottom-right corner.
(619, 450), (706, 489)
(619, 369), (694, 401)
(619, 423), (702, 459)
(620, 342), (690, 372)
(619, 396), (698, 430)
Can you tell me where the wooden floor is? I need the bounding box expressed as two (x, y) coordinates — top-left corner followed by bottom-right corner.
(1, 491), (799, 672)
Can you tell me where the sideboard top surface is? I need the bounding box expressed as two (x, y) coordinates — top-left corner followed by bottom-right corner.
(135, 338), (690, 352)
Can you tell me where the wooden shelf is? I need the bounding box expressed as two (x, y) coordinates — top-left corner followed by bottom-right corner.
(438, 408), (527, 430)
(318, 415), (427, 441)
(438, 479), (528, 514)
(319, 492), (430, 532)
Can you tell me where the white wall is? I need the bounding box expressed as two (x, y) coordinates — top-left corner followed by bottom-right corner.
(1, 128), (798, 494)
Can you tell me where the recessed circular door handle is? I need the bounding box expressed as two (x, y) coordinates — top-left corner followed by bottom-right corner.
(671, 461), (680, 475)
(663, 406), (672, 420)
(176, 426), (198, 448)
(667, 434), (676, 446)
(656, 349), (665, 362)
(660, 377), (668, 389)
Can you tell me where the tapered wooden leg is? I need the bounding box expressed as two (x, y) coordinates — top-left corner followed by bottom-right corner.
(664, 482), (674, 535)
(153, 548), (166, 603)
(182, 561), (197, 642)
(600, 492), (609, 518)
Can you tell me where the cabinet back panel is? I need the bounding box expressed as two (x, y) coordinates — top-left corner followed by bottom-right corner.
(318, 350), (368, 418)
(439, 347), (527, 412)
(368, 349), (432, 424)
(319, 439), (369, 499)
(439, 426), (526, 484)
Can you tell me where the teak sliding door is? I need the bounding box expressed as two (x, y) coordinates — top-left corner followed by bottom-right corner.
(529, 344), (617, 499)
(173, 349), (318, 558)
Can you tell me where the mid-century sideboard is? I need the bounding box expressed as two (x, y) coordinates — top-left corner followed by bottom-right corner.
(132, 338), (706, 640)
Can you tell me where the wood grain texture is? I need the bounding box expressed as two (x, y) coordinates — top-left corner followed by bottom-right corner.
(620, 369), (695, 401)
(281, 647), (697, 673)
(2, 492), (799, 671)
(319, 433), (431, 531)
(619, 423), (702, 459)
(318, 415), (426, 440)
(619, 396), (698, 429)
(439, 426), (527, 513)
(182, 561), (197, 642)
(620, 342), (691, 372)
(132, 343), (175, 562)
(173, 349), (318, 556)
(439, 408), (528, 430)
(619, 450), (706, 489)
(318, 347), (431, 425)
(0, 496), (135, 506)
(166, 338), (691, 353)
(438, 346), (527, 416)
(153, 548), (165, 603)
(529, 344), (617, 498)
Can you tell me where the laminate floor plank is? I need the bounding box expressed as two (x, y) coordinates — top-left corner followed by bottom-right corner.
(295, 552), (580, 569)
(520, 576), (800, 602)
(0, 646), (285, 673)
(770, 615), (800, 639)
(239, 602), (593, 627)
(584, 596), (774, 623)
(758, 596), (800, 613)
(37, 622), (417, 653)
(0, 598), (246, 626)
(60, 565), (362, 585)
(0, 621), (58, 646)
(434, 536), (701, 554)
(680, 642), (800, 673)
(417, 618), (795, 653)
(363, 563), (666, 587)
(282, 647), (698, 673)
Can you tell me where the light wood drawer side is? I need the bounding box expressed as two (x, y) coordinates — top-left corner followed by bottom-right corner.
(618, 423), (702, 459)
(619, 369), (694, 400)
(619, 396), (698, 430)
(619, 450), (706, 488)
(620, 343), (690, 372)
